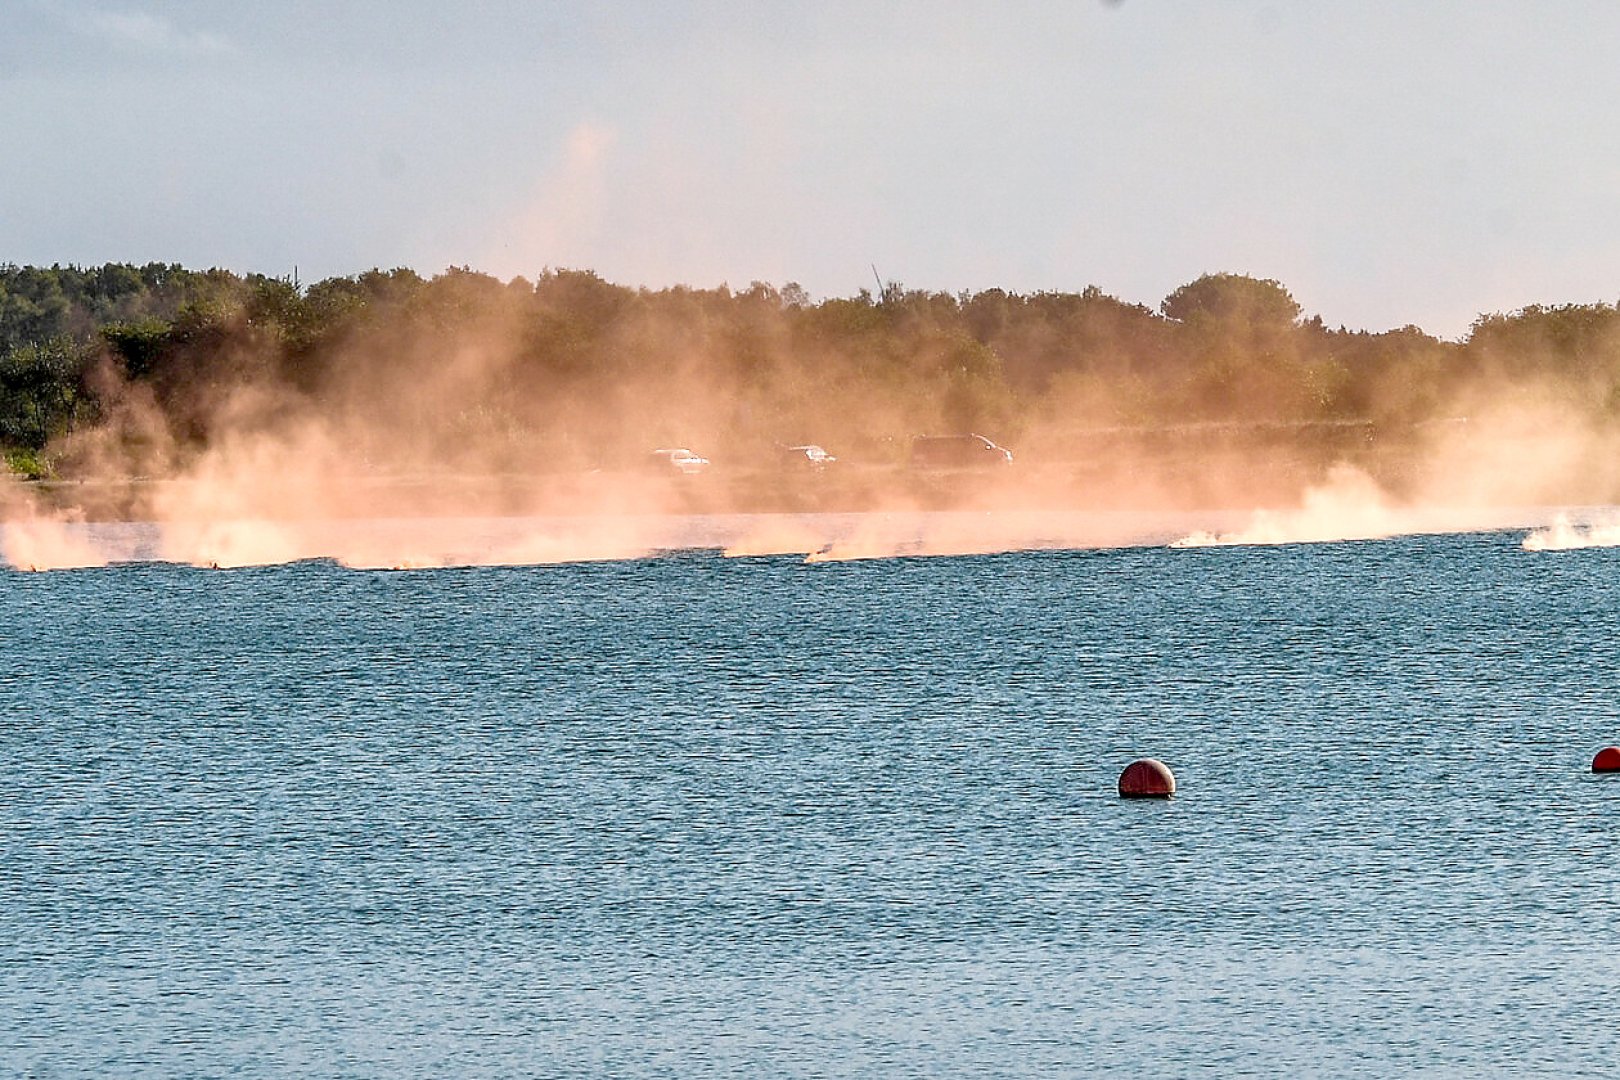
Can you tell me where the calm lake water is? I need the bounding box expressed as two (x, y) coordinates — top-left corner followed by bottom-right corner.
(4, 522), (1620, 1076)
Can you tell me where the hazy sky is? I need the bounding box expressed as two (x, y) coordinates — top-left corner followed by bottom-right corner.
(5, 0), (1620, 337)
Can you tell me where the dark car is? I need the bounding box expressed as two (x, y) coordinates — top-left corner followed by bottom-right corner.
(909, 433), (1013, 468)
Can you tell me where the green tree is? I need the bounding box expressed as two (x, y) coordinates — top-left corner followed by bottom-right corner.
(101, 319), (173, 380)
(1161, 273), (1301, 328)
(0, 336), (94, 449)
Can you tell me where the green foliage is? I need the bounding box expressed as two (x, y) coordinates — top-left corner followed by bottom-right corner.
(102, 319), (173, 379)
(1161, 273), (1301, 328)
(4, 445), (51, 479)
(1466, 303), (1620, 388)
(0, 336), (94, 449)
(6, 259), (1620, 470)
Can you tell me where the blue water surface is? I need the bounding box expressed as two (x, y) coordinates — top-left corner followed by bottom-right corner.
(3, 530), (1620, 1077)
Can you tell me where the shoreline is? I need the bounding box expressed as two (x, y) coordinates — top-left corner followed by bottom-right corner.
(0, 497), (1590, 572)
(8, 452), (1590, 524)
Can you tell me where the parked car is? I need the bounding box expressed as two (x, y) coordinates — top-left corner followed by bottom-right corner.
(909, 433), (1013, 468)
(648, 448), (710, 475)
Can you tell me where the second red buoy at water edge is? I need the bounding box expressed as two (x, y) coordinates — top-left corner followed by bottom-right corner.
(1118, 758), (1176, 798)
(1592, 746), (1620, 773)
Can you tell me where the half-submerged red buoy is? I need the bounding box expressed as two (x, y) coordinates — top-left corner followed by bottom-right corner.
(1592, 747), (1620, 773)
(1118, 758), (1176, 798)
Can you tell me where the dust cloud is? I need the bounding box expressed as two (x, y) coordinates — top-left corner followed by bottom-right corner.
(5, 281), (1620, 570)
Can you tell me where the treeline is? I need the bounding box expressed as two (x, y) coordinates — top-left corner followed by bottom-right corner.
(4, 260), (1620, 476)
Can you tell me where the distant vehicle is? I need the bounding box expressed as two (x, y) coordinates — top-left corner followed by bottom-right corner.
(909, 433), (1014, 468)
(778, 444), (837, 470)
(648, 448), (710, 475)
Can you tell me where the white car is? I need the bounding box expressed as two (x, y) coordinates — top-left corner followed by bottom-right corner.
(780, 444), (837, 469)
(649, 448), (710, 475)
(910, 434), (1013, 468)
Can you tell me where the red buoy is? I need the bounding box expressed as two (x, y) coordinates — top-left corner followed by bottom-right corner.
(1118, 758), (1176, 798)
(1592, 746), (1620, 773)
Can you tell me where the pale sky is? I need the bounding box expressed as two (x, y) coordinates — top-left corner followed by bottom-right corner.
(5, 0), (1620, 338)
